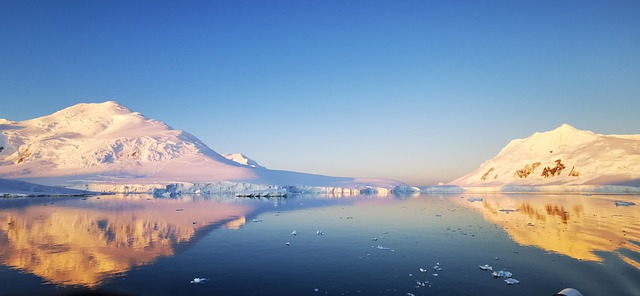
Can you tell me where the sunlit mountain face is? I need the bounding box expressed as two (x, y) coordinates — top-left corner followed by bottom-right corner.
(0, 195), (252, 287)
(455, 194), (640, 269)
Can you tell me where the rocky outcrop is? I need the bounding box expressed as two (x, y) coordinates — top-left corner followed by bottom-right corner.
(541, 159), (566, 178)
(568, 166), (580, 177)
(515, 162), (541, 178)
(481, 167), (495, 180)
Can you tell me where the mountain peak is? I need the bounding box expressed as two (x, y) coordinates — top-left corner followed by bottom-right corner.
(554, 123), (577, 132)
(53, 101), (135, 117)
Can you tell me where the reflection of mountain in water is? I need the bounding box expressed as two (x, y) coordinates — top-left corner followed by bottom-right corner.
(0, 196), (251, 287)
(458, 195), (640, 268)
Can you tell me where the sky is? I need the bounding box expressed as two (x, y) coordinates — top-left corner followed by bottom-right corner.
(1, 0), (639, 185)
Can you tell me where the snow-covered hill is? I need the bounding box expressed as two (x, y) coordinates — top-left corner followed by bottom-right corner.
(0, 101), (411, 194)
(450, 124), (640, 191)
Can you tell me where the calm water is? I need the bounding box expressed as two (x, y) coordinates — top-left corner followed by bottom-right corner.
(0, 193), (638, 296)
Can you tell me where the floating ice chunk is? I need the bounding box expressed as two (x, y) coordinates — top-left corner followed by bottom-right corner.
(291, 230), (298, 235)
(285, 242), (290, 246)
(615, 200), (636, 206)
(433, 265), (443, 271)
(419, 268), (427, 273)
(407, 293), (416, 296)
(376, 245), (392, 250)
(190, 278), (206, 284)
(467, 197), (483, 202)
(504, 278), (520, 285)
(479, 264), (493, 271)
(492, 270), (512, 278)
(432, 273), (438, 277)
(314, 288), (319, 292)
(371, 237), (378, 241)
(251, 219), (262, 222)
(316, 230), (324, 235)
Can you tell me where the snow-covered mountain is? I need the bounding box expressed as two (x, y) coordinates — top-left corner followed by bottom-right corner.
(0, 101), (254, 182)
(0, 101), (411, 194)
(450, 124), (640, 190)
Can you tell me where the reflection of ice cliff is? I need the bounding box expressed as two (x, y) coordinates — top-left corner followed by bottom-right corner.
(0, 196), (250, 287)
(457, 195), (640, 268)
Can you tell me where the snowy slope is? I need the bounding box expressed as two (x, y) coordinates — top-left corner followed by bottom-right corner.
(450, 124), (640, 190)
(0, 101), (410, 194)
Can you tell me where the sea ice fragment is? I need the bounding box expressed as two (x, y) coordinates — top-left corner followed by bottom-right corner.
(504, 278), (520, 285)
(479, 264), (492, 271)
(492, 270), (512, 278)
(376, 245), (393, 251)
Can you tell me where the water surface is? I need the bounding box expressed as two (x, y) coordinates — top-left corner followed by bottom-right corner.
(0, 193), (638, 295)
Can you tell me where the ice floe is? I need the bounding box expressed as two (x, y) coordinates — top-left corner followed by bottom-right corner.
(376, 245), (394, 251)
(504, 278), (520, 285)
(190, 277), (206, 284)
(491, 270), (513, 278)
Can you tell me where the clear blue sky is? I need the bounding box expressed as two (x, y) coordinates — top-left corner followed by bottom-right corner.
(1, 0), (639, 185)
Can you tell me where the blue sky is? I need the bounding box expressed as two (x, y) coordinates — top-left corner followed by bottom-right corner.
(1, 0), (639, 185)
